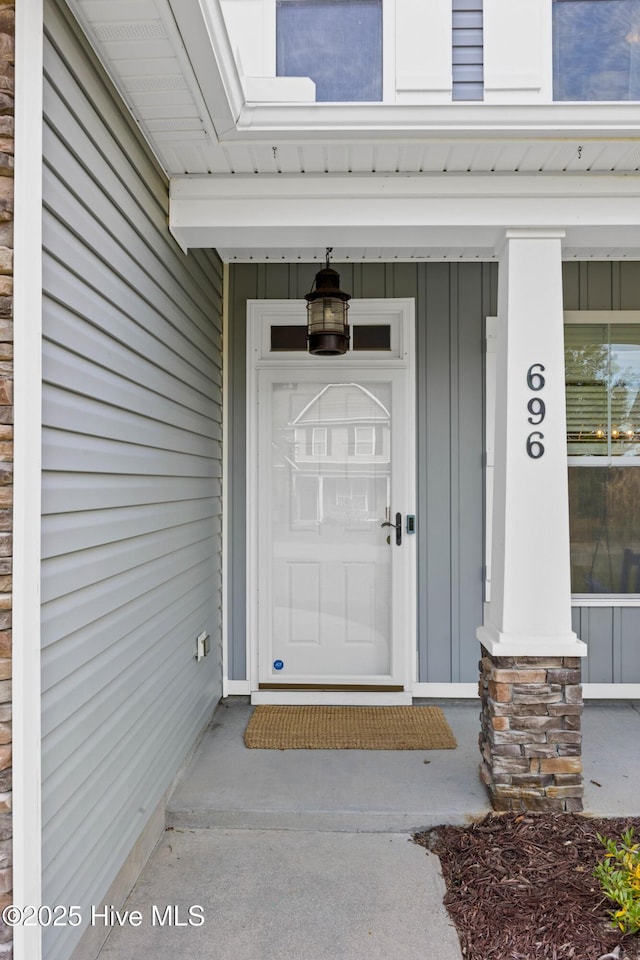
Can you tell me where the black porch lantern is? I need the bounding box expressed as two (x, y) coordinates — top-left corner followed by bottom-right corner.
(305, 248), (351, 355)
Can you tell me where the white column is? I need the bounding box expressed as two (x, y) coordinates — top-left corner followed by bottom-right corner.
(477, 230), (586, 657)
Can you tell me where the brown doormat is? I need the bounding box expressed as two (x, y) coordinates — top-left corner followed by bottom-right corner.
(243, 705), (457, 750)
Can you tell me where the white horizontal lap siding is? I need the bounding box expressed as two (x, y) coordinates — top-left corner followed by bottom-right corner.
(41, 4), (223, 960)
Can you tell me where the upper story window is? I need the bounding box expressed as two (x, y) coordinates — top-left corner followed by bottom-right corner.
(553, 0), (640, 100)
(276, 0), (383, 101)
(353, 426), (376, 457)
(312, 427), (328, 457)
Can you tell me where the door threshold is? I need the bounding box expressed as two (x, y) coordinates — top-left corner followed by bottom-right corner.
(251, 690), (413, 706)
(258, 684), (404, 692)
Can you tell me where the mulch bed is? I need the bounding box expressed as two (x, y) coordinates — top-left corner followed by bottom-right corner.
(413, 813), (640, 960)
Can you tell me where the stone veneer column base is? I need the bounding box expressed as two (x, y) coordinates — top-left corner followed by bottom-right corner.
(479, 647), (584, 813)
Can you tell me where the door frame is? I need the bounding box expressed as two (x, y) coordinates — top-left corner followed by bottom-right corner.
(246, 298), (416, 704)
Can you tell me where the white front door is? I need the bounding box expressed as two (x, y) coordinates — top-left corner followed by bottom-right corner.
(247, 300), (416, 702)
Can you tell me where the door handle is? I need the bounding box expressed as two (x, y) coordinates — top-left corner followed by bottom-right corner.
(380, 512), (402, 546)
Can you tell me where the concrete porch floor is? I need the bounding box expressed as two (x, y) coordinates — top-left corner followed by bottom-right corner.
(95, 699), (640, 960)
(167, 698), (492, 833)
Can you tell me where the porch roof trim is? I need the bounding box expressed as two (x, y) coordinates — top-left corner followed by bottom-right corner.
(169, 173), (640, 260)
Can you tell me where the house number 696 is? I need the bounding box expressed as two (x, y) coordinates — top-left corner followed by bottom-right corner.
(526, 363), (546, 459)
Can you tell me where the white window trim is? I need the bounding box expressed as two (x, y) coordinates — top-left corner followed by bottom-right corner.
(484, 316), (497, 602)
(564, 309), (640, 606)
(382, 0), (396, 102)
(564, 310), (640, 324)
(568, 459), (640, 467)
(571, 596), (640, 608)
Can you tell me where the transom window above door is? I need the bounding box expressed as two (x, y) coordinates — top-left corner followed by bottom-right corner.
(254, 298), (412, 362)
(270, 322), (393, 354)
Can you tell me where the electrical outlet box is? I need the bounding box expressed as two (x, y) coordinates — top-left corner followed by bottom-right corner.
(196, 631), (210, 661)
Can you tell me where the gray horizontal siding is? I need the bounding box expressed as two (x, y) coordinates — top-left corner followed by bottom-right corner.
(41, 3), (223, 959)
(228, 261), (497, 684)
(565, 261), (640, 684)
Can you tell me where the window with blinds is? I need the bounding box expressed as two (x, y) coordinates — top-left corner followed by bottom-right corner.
(565, 323), (640, 458)
(452, 0), (483, 101)
(565, 322), (640, 594)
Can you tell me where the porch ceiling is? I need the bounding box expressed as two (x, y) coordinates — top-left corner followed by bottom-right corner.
(64, 0), (640, 262)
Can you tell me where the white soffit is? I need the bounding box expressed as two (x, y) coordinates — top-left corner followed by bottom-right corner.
(65, 0), (640, 177)
(64, 0), (241, 147)
(156, 139), (640, 179)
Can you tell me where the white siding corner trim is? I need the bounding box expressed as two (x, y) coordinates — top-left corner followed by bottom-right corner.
(14, 2), (44, 959)
(222, 262), (230, 698)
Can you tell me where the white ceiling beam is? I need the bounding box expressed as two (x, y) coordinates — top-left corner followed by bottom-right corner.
(170, 173), (640, 251)
(171, 172), (640, 200)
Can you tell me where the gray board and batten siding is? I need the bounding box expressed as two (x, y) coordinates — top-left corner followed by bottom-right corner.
(564, 261), (640, 684)
(42, 3), (223, 959)
(228, 261), (640, 687)
(228, 261), (497, 685)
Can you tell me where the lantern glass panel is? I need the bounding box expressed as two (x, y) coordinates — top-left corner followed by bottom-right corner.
(308, 298), (348, 335)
